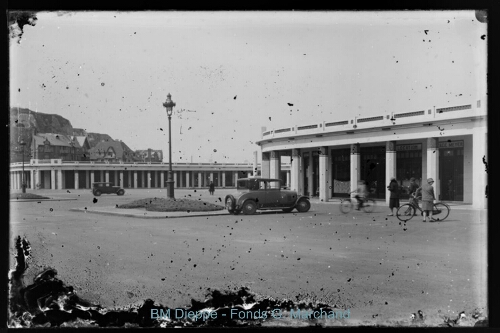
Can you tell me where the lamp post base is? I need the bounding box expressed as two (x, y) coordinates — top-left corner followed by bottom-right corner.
(166, 180), (175, 199)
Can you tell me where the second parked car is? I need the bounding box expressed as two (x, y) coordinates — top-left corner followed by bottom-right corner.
(224, 178), (310, 215)
(91, 182), (125, 196)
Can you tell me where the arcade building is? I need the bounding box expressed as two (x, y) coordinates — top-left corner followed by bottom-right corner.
(256, 98), (487, 209)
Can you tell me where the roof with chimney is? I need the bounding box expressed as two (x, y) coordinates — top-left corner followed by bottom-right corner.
(32, 133), (82, 148)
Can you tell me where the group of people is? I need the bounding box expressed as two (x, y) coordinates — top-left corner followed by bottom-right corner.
(353, 176), (436, 222)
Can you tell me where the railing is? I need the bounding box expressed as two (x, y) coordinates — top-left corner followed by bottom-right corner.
(436, 104), (472, 113)
(394, 110), (425, 119)
(357, 116), (383, 123)
(275, 128), (291, 134)
(260, 100), (485, 141)
(297, 124), (318, 131)
(325, 120), (348, 127)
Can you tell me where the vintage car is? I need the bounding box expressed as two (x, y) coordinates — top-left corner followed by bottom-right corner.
(224, 178), (310, 215)
(91, 182), (125, 196)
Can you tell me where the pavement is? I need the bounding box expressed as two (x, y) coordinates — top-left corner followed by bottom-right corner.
(9, 188), (488, 327)
(68, 199), (482, 220)
(16, 190), (483, 220)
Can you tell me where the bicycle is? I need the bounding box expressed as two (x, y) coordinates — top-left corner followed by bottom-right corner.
(339, 192), (376, 214)
(396, 193), (450, 222)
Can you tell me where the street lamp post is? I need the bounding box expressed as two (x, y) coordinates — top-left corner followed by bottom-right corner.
(20, 140), (27, 193)
(163, 93), (176, 199)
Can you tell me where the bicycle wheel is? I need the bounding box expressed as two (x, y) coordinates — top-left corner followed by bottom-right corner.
(396, 204), (416, 222)
(340, 199), (353, 214)
(432, 202), (450, 221)
(362, 199), (376, 213)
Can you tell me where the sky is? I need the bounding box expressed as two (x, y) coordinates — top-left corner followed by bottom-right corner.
(9, 10), (487, 163)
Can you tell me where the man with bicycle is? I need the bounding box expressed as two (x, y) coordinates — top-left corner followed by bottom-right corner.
(408, 177), (420, 208)
(351, 180), (368, 210)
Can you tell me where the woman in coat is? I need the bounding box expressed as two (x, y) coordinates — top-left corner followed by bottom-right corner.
(417, 178), (436, 222)
(387, 177), (400, 216)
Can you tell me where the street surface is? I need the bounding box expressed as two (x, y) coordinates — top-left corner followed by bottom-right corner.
(9, 188), (487, 326)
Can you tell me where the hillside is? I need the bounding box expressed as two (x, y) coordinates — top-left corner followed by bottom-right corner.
(9, 107), (136, 160)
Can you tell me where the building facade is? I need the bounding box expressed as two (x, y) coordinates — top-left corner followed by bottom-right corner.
(31, 133), (89, 161)
(9, 161), (290, 191)
(256, 98), (487, 209)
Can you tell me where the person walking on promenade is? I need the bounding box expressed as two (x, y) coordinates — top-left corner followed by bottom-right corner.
(387, 177), (400, 216)
(417, 178), (436, 222)
(209, 181), (215, 195)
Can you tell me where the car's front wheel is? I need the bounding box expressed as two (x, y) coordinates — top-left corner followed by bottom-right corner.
(242, 200), (257, 215)
(117, 189), (125, 196)
(296, 198), (311, 213)
(93, 190), (101, 196)
(226, 197), (234, 214)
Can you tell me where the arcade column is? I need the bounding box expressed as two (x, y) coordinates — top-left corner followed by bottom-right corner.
(385, 141), (396, 205)
(426, 138), (440, 199)
(74, 171), (79, 190)
(51, 170), (56, 190)
(270, 151), (280, 179)
(57, 170), (64, 190)
(261, 152), (270, 178)
(291, 149), (301, 194)
(319, 147), (329, 202)
(350, 143), (361, 197)
(472, 128), (487, 209)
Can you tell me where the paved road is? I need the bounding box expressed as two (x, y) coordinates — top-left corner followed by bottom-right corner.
(9, 188), (487, 326)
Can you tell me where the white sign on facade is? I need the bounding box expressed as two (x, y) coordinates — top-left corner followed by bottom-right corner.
(396, 144), (422, 151)
(438, 140), (464, 149)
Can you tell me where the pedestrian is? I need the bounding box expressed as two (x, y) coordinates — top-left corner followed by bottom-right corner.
(387, 177), (400, 216)
(417, 178), (436, 222)
(209, 181), (215, 195)
(407, 177), (419, 207)
(351, 180), (368, 210)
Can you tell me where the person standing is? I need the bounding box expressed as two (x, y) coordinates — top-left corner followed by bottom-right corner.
(209, 181), (215, 195)
(407, 177), (420, 208)
(387, 177), (400, 216)
(417, 178), (436, 222)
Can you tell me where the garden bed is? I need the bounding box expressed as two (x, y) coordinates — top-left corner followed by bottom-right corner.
(117, 197), (224, 212)
(10, 192), (50, 200)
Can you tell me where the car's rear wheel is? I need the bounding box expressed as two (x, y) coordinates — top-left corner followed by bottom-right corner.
(296, 198), (311, 213)
(117, 189), (125, 196)
(225, 198), (234, 214)
(242, 200), (257, 215)
(94, 190), (101, 196)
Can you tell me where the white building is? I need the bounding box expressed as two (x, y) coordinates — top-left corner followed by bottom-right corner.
(256, 97), (487, 209)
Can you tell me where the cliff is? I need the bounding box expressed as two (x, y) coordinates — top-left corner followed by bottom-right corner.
(9, 107), (136, 161)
